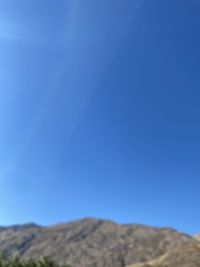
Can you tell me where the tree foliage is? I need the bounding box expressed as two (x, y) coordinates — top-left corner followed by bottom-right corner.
(0, 255), (69, 267)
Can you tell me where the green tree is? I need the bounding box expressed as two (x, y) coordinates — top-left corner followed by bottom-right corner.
(0, 254), (70, 267)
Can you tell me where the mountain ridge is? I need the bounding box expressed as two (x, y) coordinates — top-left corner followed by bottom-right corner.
(0, 217), (191, 235)
(0, 218), (196, 267)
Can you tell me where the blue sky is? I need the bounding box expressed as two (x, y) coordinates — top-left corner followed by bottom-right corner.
(0, 0), (200, 235)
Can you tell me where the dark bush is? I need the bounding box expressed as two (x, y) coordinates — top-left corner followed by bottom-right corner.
(0, 254), (69, 267)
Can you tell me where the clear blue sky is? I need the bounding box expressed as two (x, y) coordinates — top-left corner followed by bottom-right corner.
(0, 0), (200, 235)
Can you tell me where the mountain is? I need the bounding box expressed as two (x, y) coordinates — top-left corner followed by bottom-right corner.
(194, 233), (200, 241)
(127, 242), (200, 267)
(0, 218), (195, 267)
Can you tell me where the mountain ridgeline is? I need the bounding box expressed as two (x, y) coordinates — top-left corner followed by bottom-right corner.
(0, 218), (199, 267)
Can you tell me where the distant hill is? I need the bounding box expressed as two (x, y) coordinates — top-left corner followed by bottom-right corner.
(0, 218), (195, 267)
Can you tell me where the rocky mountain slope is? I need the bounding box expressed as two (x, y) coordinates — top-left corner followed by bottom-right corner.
(0, 218), (195, 267)
(127, 242), (200, 267)
(194, 233), (200, 241)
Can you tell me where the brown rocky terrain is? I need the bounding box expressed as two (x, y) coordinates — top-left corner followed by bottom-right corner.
(194, 234), (200, 241)
(0, 218), (195, 267)
(127, 242), (200, 267)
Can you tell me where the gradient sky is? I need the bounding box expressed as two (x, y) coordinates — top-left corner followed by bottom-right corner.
(0, 0), (200, 235)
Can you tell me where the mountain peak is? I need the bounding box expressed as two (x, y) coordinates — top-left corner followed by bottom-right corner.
(0, 218), (194, 267)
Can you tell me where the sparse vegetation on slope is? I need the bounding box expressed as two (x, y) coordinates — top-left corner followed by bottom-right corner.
(0, 255), (69, 267)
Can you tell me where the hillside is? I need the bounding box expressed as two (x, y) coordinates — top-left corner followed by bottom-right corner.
(127, 242), (200, 267)
(0, 218), (194, 267)
(194, 233), (200, 241)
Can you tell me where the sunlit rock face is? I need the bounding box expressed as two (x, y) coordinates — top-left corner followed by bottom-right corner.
(127, 243), (200, 267)
(194, 233), (200, 241)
